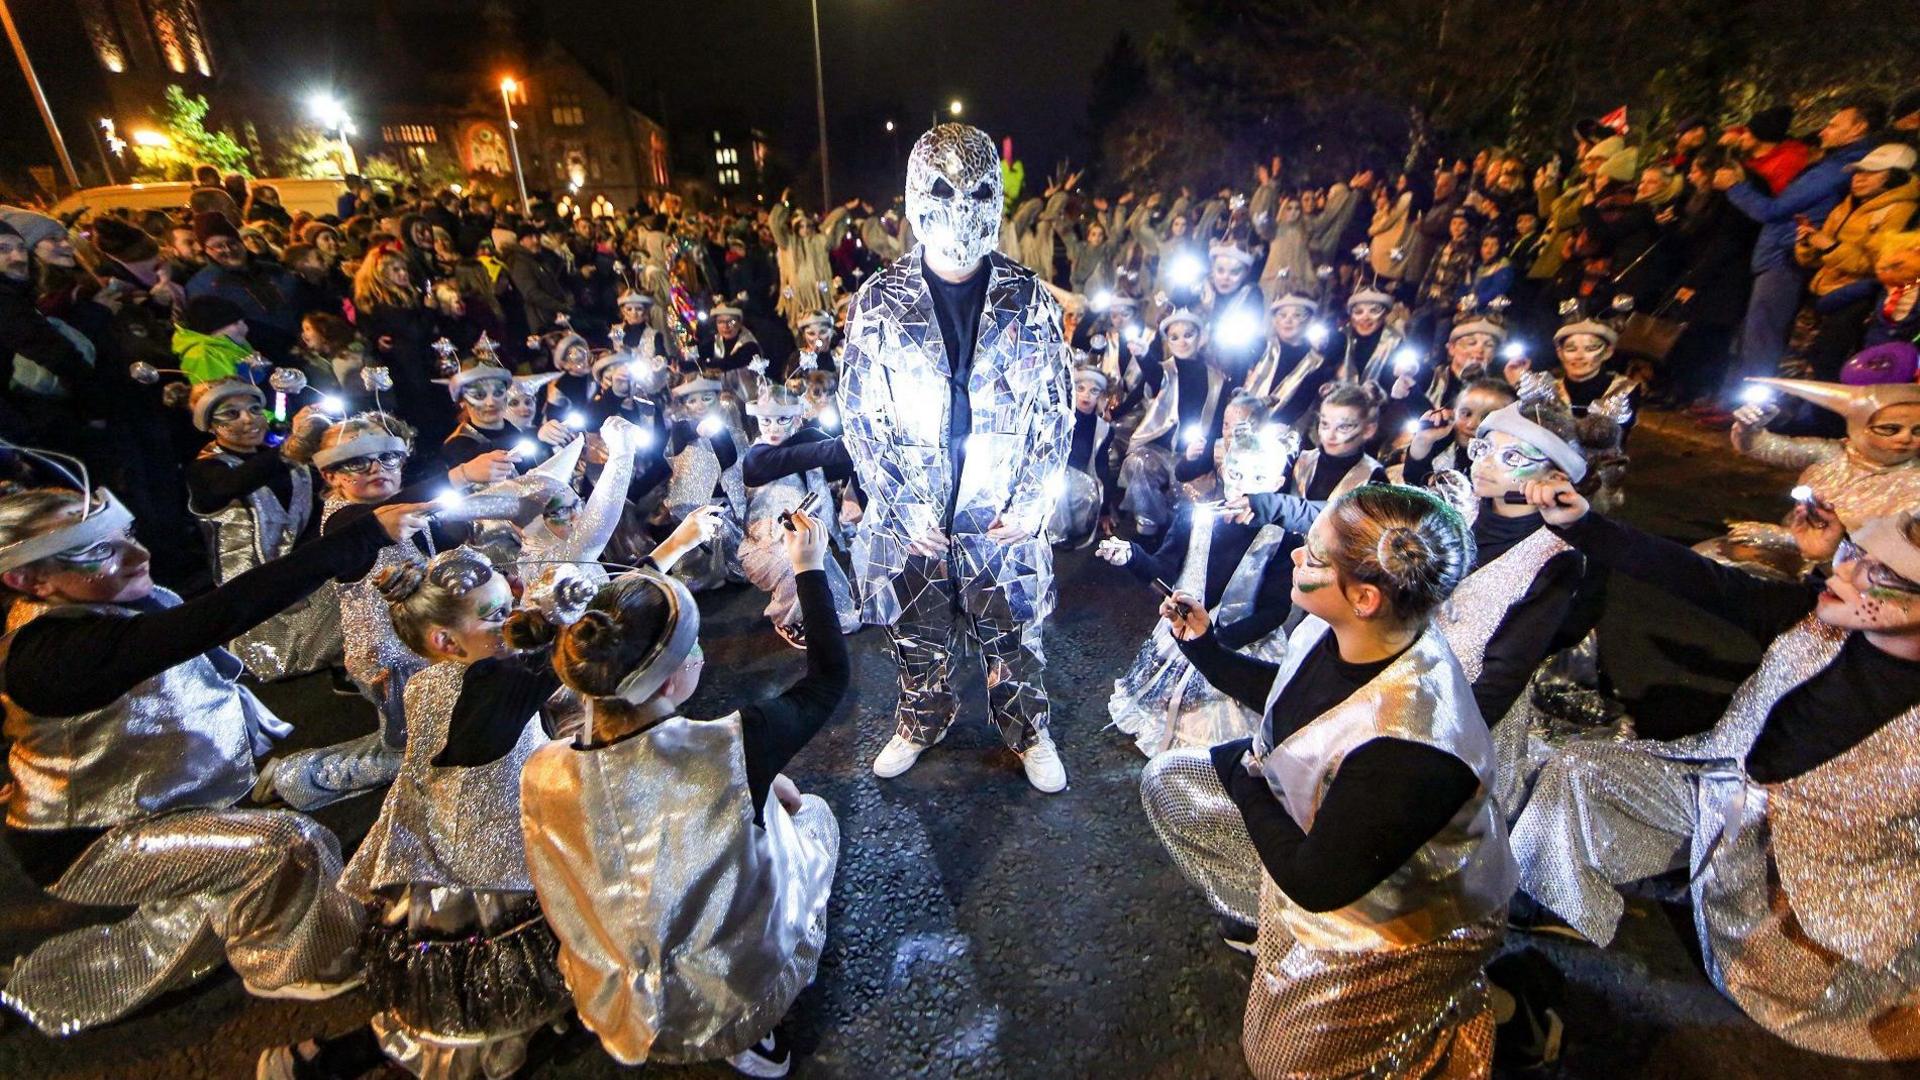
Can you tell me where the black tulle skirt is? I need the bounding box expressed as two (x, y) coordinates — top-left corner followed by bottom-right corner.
(361, 903), (573, 1040)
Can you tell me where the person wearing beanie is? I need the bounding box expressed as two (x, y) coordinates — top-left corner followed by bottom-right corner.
(174, 295), (257, 384)
(1723, 101), (1879, 383)
(0, 206), (72, 265)
(185, 211), (301, 362)
(1732, 105), (1814, 196)
(86, 214), (187, 313)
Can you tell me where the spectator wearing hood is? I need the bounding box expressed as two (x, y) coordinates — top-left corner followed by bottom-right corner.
(183, 211), (301, 362)
(1722, 100), (1881, 381)
(1795, 143), (1920, 381)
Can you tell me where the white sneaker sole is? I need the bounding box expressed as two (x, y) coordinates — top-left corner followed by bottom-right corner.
(871, 730), (946, 779)
(243, 970), (365, 1002)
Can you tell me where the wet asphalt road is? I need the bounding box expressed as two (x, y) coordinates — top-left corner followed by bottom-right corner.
(0, 411), (1913, 1079)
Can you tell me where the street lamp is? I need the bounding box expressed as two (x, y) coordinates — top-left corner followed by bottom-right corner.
(807, 0), (831, 205)
(499, 76), (529, 212)
(306, 92), (358, 177)
(949, 99), (964, 117)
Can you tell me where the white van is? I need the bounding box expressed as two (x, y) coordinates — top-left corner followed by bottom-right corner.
(48, 177), (349, 223)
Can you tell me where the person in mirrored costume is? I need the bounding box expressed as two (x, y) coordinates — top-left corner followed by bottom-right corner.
(840, 123), (1075, 792)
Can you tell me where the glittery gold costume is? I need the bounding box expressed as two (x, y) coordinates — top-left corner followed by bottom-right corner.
(518, 712), (838, 1066)
(1143, 616), (1515, 1078)
(1512, 616), (1920, 1060)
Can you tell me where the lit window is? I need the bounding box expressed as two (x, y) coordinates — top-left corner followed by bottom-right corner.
(551, 94), (585, 127)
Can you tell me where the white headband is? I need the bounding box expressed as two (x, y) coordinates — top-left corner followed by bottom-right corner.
(1208, 242), (1256, 268)
(0, 489), (135, 574)
(1475, 403), (1588, 484)
(747, 394), (806, 419)
(1160, 308), (1204, 335)
(1852, 512), (1920, 587)
(313, 432), (407, 469)
(672, 377), (723, 398)
(192, 381), (265, 432)
(1268, 294), (1319, 315)
(447, 363), (512, 401)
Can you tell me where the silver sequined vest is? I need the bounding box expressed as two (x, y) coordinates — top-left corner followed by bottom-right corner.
(1, 590), (268, 830)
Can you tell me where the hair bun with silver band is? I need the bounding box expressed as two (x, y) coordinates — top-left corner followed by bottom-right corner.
(605, 568), (702, 705)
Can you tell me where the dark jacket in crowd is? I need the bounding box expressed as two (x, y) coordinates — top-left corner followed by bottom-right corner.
(357, 300), (458, 452)
(500, 244), (572, 333)
(184, 257), (301, 361)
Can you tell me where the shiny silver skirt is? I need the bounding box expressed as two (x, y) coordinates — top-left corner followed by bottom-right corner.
(1111, 621), (1276, 758)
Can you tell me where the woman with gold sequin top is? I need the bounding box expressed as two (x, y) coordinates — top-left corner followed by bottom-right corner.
(1506, 478), (1920, 1062)
(516, 508), (847, 1078)
(1140, 485), (1515, 1079)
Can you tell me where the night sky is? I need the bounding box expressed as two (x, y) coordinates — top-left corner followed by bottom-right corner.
(0, 0), (1178, 200)
(511, 0), (1178, 200)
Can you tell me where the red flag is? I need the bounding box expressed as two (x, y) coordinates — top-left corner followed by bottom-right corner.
(1599, 106), (1629, 136)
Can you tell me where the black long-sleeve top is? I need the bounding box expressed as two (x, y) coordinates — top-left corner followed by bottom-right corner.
(736, 569), (850, 823)
(323, 478), (471, 581)
(1561, 369), (1641, 440)
(1179, 628), (1479, 912)
(1461, 509), (1583, 723)
(442, 420), (530, 469)
(1297, 449), (1383, 500)
(1151, 357), (1218, 455)
(1553, 512), (1920, 783)
(742, 427), (854, 487)
(433, 654), (563, 768)
(184, 444), (297, 516)
(3, 511), (388, 718)
(1122, 505), (1263, 611)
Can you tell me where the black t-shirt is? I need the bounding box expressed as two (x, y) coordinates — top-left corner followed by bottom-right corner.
(924, 261), (989, 513)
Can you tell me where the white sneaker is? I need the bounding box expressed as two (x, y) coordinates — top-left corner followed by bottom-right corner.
(725, 1028), (792, 1077)
(243, 969), (364, 1002)
(1019, 733), (1067, 793)
(871, 728), (946, 778)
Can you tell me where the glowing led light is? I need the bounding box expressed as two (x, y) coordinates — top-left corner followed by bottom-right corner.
(1392, 346), (1422, 378)
(1090, 290), (1113, 313)
(318, 394), (345, 415)
(818, 406), (840, 431)
(1739, 384), (1775, 406)
(434, 489), (466, 511)
(512, 439), (537, 460)
(1501, 341), (1527, 360)
(1404, 420), (1423, 436)
(1182, 423), (1206, 448)
(1167, 254), (1204, 289)
(633, 426), (655, 451)
(1791, 484), (1815, 502)
(1306, 322), (1330, 349)
(1216, 309), (1261, 349)
(697, 414), (724, 437)
(1043, 469), (1069, 501)
(565, 411), (587, 430)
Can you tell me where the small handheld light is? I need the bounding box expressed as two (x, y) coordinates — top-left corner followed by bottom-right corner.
(1392, 346), (1422, 379)
(1182, 423), (1206, 449)
(565, 411), (588, 431)
(1306, 322), (1330, 349)
(697, 414), (724, 437)
(1501, 341), (1527, 361)
(318, 394), (346, 415)
(512, 439), (537, 461)
(1790, 484), (1815, 503)
(1739, 384), (1775, 406)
